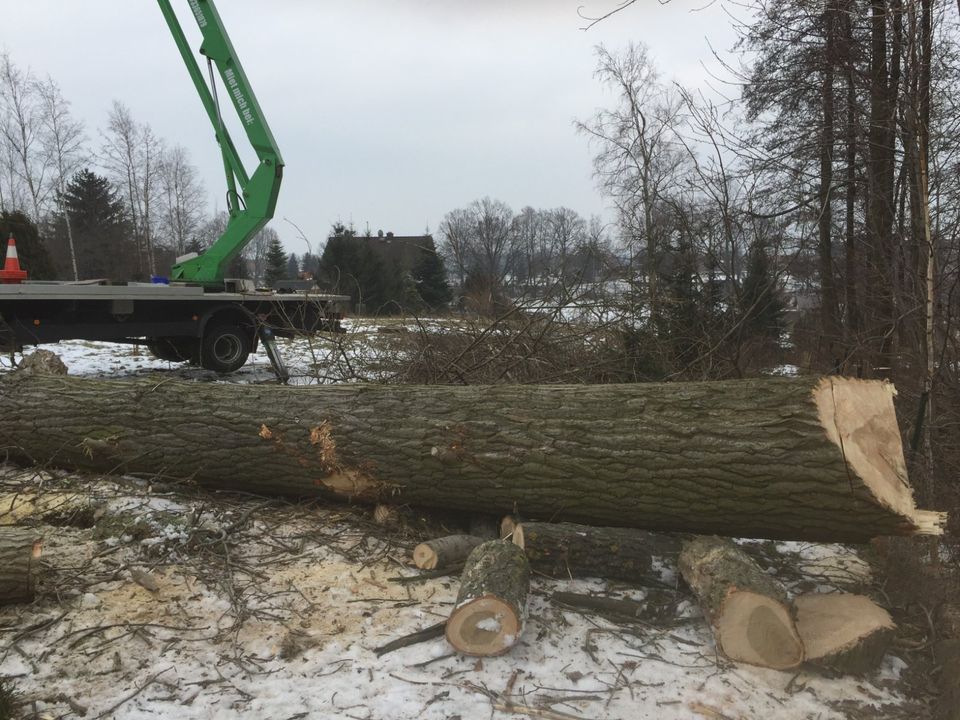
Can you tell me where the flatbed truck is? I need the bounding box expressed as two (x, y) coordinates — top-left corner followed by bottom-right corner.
(0, 0), (348, 376)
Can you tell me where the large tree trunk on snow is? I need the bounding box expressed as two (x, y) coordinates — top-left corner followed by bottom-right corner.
(0, 374), (945, 542)
(0, 528), (42, 604)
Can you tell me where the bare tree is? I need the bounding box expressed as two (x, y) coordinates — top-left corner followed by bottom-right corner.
(576, 43), (685, 324)
(0, 53), (51, 220)
(159, 144), (206, 257)
(36, 76), (85, 280)
(100, 101), (164, 277)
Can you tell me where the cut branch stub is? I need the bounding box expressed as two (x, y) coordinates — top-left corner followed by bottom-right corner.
(679, 536), (803, 670)
(445, 540), (530, 657)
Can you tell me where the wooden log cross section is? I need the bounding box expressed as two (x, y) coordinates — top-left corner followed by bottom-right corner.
(0, 373), (946, 542)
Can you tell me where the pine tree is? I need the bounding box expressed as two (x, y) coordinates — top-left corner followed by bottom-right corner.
(413, 246), (452, 311)
(286, 252), (300, 279)
(62, 169), (134, 280)
(264, 235), (287, 287)
(318, 225), (387, 312)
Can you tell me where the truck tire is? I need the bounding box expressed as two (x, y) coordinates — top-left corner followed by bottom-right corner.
(200, 323), (251, 373)
(147, 337), (197, 363)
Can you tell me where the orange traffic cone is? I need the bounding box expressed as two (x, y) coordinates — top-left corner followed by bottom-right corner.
(0, 233), (28, 284)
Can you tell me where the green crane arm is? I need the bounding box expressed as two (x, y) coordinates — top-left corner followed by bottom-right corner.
(157, 0), (284, 285)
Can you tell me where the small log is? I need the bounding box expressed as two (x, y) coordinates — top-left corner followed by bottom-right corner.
(445, 540), (530, 657)
(679, 536), (803, 670)
(552, 591), (646, 620)
(413, 535), (486, 570)
(794, 593), (894, 674)
(513, 521), (679, 583)
(0, 528), (43, 604)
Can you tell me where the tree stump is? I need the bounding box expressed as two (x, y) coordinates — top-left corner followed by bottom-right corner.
(679, 536), (803, 670)
(0, 528), (43, 604)
(445, 540), (530, 657)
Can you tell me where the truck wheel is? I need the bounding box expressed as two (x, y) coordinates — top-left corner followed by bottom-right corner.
(147, 337), (197, 363)
(200, 324), (251, 373)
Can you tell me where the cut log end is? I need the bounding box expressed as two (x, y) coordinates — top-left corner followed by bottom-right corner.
(795, 593), (895, 674)
(815, 378), (945, 536)
(446, 595), (521, 657)
(718, 592), (804, 670)
(412, 543), (439, 570)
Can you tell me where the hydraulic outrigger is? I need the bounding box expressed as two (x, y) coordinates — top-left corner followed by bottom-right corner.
(157, 0), (284, 286)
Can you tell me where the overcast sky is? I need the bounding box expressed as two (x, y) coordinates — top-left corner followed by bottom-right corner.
(3, 0), (740, 255)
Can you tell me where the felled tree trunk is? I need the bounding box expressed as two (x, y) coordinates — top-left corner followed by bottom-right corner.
(413, 535), (486, 570)
(679, 536), (804, 670)
(794, 593), (894, 674)
(513, 522), (678, 583)
(0, 374), (946, 542)
(445, 541), (529, 657)
(0, 528), (43, 604)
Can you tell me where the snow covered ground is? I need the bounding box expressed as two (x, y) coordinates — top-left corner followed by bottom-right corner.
(0, 333), (921, 719)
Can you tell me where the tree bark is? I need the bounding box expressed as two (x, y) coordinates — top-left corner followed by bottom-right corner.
(935, 639), (960, 720)
(513, 522), (677, 583)
(445, 540), (529, 657)
(413, 535), (486, 570)
(794, 593), (894, 674)
(679, 536), (803, 670)
(0, 528), (42, 604)
(0, 374), (945, 542)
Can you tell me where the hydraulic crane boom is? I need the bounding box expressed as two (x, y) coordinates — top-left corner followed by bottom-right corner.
(156, 0), (284, 286)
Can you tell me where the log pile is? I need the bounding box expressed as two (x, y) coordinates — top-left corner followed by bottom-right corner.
(0, 374), (946, 542)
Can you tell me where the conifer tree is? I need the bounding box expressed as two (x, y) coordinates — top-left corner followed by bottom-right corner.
(264, 234), (287, 286)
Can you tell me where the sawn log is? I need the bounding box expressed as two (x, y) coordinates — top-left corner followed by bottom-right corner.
(0, 373), (945, 542)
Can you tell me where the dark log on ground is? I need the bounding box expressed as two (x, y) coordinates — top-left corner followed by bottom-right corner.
(413, 535), (486, 570)
(513, 521), (679, 583)
(679, 536), (803, 670)
(552, 591), (647, 620)
(445, 540), (529, 657)
(794, 593), (894, 674)
(0, 528), (42, 604)
(0, 374), (946, 542)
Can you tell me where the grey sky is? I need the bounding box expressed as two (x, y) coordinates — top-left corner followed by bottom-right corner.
(3, 0), (738, 255)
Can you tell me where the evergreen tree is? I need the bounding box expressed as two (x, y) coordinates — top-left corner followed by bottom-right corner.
(286, 252), (300, 279)
(412, 245), (452, 311)
(318, 225), (387, 311)
(62, 169), (134, 280)
(264, 235), (287, 286)
(0, 211), (56, 280)
(740, 239), (784, 339)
